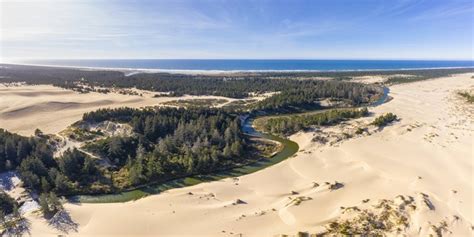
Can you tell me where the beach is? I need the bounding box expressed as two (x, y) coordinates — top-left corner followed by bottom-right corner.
(5, 73), (468, 236)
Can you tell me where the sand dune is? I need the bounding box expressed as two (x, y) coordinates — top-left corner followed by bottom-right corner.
(1, 101), (114, 119)
(0, 84), (240, 136)
(8, 73), (474, 236)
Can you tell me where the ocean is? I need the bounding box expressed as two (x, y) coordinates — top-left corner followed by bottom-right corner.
(16, 59), (474, 72)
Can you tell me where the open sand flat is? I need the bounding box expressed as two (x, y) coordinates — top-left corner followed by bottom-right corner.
(0, 84), (239, 136)
(21, 73), (474, 236)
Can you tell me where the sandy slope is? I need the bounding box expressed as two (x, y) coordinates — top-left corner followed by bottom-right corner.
(12, 74), (474, 236)
(0, 84), (238, 136)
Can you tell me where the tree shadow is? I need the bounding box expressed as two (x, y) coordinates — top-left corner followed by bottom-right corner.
(0, 171), (17, 191)
(47, 210), (79, 234)
(3, 218), (31, 237)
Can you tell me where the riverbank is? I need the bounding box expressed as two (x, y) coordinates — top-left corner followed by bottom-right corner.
(24, 73), (473, 236)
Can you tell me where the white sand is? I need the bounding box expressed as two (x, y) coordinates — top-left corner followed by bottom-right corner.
(7, 74), (474, 236)
(0, 84), (239, 136)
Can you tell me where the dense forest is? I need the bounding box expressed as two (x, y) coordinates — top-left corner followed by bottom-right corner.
(81, 107), (247, 188)
(0, 128), (106, 195)
(256, 108), (369, 136)
(0, 129), (53, 173)
(0, 107), (250, 199)
(0, 129), (103, 217)
(0, 64), (470, 98)
(252, 83), (380, 113)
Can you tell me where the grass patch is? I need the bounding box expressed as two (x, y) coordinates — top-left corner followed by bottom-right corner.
(457, 91), (474, 103)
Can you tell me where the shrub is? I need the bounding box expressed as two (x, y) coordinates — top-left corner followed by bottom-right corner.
(371, 113), (397, 127)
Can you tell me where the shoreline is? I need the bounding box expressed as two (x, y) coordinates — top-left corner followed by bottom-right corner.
(1, 62), (473, 75)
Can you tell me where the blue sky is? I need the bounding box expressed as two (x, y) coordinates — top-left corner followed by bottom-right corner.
(1, 0), (473, 60)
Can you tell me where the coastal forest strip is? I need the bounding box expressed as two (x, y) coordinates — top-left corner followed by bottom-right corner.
(0, 64), (471, 98)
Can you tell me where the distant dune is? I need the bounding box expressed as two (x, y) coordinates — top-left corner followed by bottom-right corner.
(0, 84), (242, 135)
(1, 101), (114, 119)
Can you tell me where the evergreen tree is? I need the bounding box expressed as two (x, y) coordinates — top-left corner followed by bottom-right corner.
(41, 177), (51, 193)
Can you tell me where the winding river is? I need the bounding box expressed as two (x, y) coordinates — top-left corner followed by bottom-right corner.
(74, 87), (389, 203)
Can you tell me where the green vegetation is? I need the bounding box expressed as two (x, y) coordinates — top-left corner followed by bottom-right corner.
(18, 147), (107, 195)
(63, 127), (104, 142)
(256, 108), (369, 136)
(0, 130), (110, 196)
(162, 98), (228, 108)
(1, 64), (470, 95)
(0, 107), (255, 197)
(0, 203), (23, 234)
(222, 99), (257, 111)
(355, 127), (366, 134)
(371, 113), (398, 127)
(457, 91), (474, 103)
(252, 83), (380, 113)
(82, 136), (137, 166)
(0, 64), (385, 104)
(81, 107), (248, 189)
(0, 191), (17, 215)
(0, 129), (53, 173)
(39, 192), (63, 218)
(386, 75), (424, 84)
(383, 69), (473, 84)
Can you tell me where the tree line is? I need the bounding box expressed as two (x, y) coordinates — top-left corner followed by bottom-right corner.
(2, 64), (468, 100)
(1, 63), (471, 91)
(252, 83), (381, 113)
(257, 108), (369, 136)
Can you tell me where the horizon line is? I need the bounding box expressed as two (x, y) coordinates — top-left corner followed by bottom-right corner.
(2, 62), (472, 76)
(3, 58), (474, 62)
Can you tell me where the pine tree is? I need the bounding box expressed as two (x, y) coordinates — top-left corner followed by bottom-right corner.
(49, 192), (62, 214)
(54, 173), (70, 193)
(0, 210), (5, 227)
(34, 128), (43, 137)
(41, 177), (51, 193)
(12, 204), (21, 220)
(39, 193), (50, 217)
